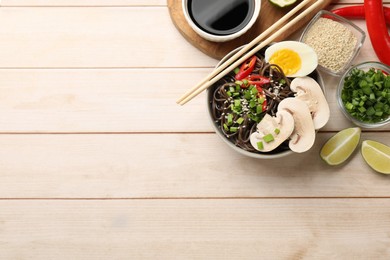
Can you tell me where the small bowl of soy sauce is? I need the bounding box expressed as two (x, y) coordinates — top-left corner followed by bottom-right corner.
(182, 0), (261, 42)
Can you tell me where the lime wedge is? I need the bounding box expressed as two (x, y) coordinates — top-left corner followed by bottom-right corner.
(320, 127), (361, 165)
(269, 0), (297, 8)
(361, 140), (390, 174)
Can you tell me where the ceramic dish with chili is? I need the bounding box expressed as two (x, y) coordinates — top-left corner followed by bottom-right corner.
(206, 42), (330, 159)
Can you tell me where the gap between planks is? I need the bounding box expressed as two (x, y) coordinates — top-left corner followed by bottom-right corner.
(2, 1), (389, 7)
(0, 130), (388, 134)
(2, 197), (390, 200)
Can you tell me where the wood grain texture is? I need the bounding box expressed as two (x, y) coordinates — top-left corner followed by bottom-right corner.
(0, 7), (216, 68)
(0, 132), (388, 198)
(2, 0), (390, 6)
(0, 63), (388, 133)
(0, 69), (207, 132)
(0, 1), (389, 258)
(0, 5), (384, 68)
(167, 0), (333, 59)
(0, 199), (390, 259)
(1, 0), (167, 6)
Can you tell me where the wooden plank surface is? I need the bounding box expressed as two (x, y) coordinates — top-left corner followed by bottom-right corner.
(0, 5), (385, 68)
(0, 199), (390, 259)
(0, 67), (388, 133)
(0, 132), (388, 198)
(1, 0), (167, 6)
(0, 7), (216, 68)
(2, 0), (390, 6)
(0, 0), (389, 258)
(0, 69), (206, 133)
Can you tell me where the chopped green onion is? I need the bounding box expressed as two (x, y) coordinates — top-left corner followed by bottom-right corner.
(345, 102), (354, 111)
(366, 107), (375, 116)
(362, 87), (372, 95)
(256, 105), (263, 114)
(230, 126), (238, 133)
(227, 114), (233, 125)
(375, 111), (383, 117)
(250, 87), (258, 95)
(223, 124), (229, 132)
(258, 97), (265, 104)
(342, 67), (390, 123)
(274, 128), (280, 135)
(359, 80), (368, 88)
(263, 133), (274, 143)
(257, 141), (264, 150)
(235, 80), (243, 86)
(234, 67), (240, 74)
(236, 117), (244, 124)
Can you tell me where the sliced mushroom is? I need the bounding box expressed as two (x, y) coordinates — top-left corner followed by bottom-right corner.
(290, 76), (330, 129)
(250, 110), (294, 152)
(278, 97), (316, 153)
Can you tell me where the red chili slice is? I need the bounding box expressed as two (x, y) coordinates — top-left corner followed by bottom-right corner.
(247, 75), (271, 87)
(235, 56), (257, 80)
(256, 86), (267, 112)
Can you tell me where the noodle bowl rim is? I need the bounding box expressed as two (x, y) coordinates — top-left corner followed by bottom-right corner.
(206, 44), (325, 159)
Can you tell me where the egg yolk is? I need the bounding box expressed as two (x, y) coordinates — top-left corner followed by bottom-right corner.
(269, 49), (301, 76)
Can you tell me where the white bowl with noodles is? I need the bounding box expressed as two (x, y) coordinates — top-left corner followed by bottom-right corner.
(206, 45), (325, 159)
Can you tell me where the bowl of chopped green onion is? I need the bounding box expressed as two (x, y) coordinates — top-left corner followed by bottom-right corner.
(337, 61), (390, 128)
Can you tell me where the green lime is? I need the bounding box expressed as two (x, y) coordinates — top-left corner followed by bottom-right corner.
(269, 0), (297, 8)
(361, 140), (390, 174)
(320, 127), (361, 165)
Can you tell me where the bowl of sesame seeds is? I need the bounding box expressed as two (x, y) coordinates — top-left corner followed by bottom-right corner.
(300, 10), (366, 76)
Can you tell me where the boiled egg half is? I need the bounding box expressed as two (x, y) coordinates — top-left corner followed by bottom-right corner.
(265, 41), (318, 77)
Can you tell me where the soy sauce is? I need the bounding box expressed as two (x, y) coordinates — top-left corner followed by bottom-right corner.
(188, 0), (255, 36)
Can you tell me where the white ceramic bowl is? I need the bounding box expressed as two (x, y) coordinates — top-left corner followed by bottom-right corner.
(206, 45), (325, 159)
(182, 0), (261, 42)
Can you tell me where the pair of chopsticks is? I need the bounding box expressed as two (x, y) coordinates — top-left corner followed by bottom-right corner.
(177, 0), (324, 105)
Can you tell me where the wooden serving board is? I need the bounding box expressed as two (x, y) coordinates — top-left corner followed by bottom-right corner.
(167, 0), (333, 60)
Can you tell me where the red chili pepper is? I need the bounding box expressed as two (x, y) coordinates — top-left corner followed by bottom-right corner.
(365, 0), (390, 65)
(256, 86), (267, 112)
(247, 74), (271, 87)
(235, 56), (257, 80)
(331, 5), (390, 25)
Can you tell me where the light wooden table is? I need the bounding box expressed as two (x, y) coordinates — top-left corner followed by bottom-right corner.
(0, 0), (389, 259)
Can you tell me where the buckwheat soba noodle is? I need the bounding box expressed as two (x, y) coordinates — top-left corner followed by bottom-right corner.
(210, 53), (295, 153)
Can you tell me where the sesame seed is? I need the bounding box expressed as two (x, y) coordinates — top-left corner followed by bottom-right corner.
(303, 18), (357, 73)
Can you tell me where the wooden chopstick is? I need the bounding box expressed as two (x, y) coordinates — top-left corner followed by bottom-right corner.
(178, 0), (324, 106)
(176, 0), (312, 104)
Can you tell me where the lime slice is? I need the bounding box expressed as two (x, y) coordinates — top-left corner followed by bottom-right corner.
(269, 0), (297, 8)
(320, 127), (361, 165)
(361, 140), (390, 174)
